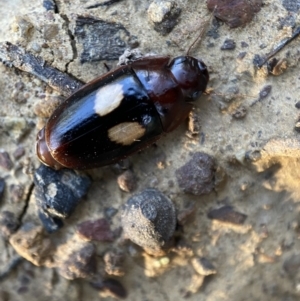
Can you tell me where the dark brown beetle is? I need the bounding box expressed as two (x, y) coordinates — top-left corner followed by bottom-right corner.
(36, 55), (209, 170)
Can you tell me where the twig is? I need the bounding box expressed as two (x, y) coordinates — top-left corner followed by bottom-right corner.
(257, 26), (300, 68)
(0, 42), (83, 97)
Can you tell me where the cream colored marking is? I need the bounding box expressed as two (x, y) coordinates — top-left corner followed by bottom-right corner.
(94, 83), (124, 116)
(108, 122), (146, 146)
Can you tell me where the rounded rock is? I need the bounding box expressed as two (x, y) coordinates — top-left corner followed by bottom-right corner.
(175, 152), (216, 195)
(121, 188), (176, 254)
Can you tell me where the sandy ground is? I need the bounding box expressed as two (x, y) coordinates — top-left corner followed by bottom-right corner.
(0, 0), (300, 300)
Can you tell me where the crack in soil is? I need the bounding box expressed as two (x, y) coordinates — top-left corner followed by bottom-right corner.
(60, 14), (79, 74)
(17, 182), (34, 227)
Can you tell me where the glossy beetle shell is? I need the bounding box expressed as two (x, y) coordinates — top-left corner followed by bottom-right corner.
(36, 55), (209, 170)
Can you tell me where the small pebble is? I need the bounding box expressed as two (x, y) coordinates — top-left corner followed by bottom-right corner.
(13, 146), (25, 160)
(77, 218), (114, 242)
(44, 24), (59, 41)
(0, 151), (13, 170)
(117, 170), (136, 192)
(253, 54), (265, 67)
(267, 58), (287, 76)
(34, 165), (91, 223)
(0, 116), (30, 142)
(59, 243), (96, 280)
(74, 16), (132, 63)
(259, 43), (267, 49)
(207, 0), (262, 28)
(232, 105), (247, 119)
(191, 257), (217, 276)
(9, 184), (24, 203)
(221, 39), (236, 50)
(207, 205), (247, 225)
(237, 52), (247, 60)
(175, 152), (216, 195)
(147, 0), (181, 35)
(187, 110), (201, 136)
(241, 41), (249, 48)
(31, 42), (41, 53)
(245, 150), (261, 162)
(259, 85), (272, 100)
(9, 223), (53, 266)
(117, 49), (144, 66)
(295, 101), (300, 109)
(294, 121), (300, 132)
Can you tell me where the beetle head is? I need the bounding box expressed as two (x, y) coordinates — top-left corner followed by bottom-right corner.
(169, 56), (209, 101)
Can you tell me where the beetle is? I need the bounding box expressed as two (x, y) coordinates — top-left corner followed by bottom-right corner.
(36, 55), (209, 170)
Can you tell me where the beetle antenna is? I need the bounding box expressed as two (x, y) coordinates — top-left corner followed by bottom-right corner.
(186, 6), (216, 56)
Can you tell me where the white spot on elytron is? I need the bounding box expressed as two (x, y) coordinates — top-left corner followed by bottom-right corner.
(108, 122), (146, 146)
(94, 83), (124, 116)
